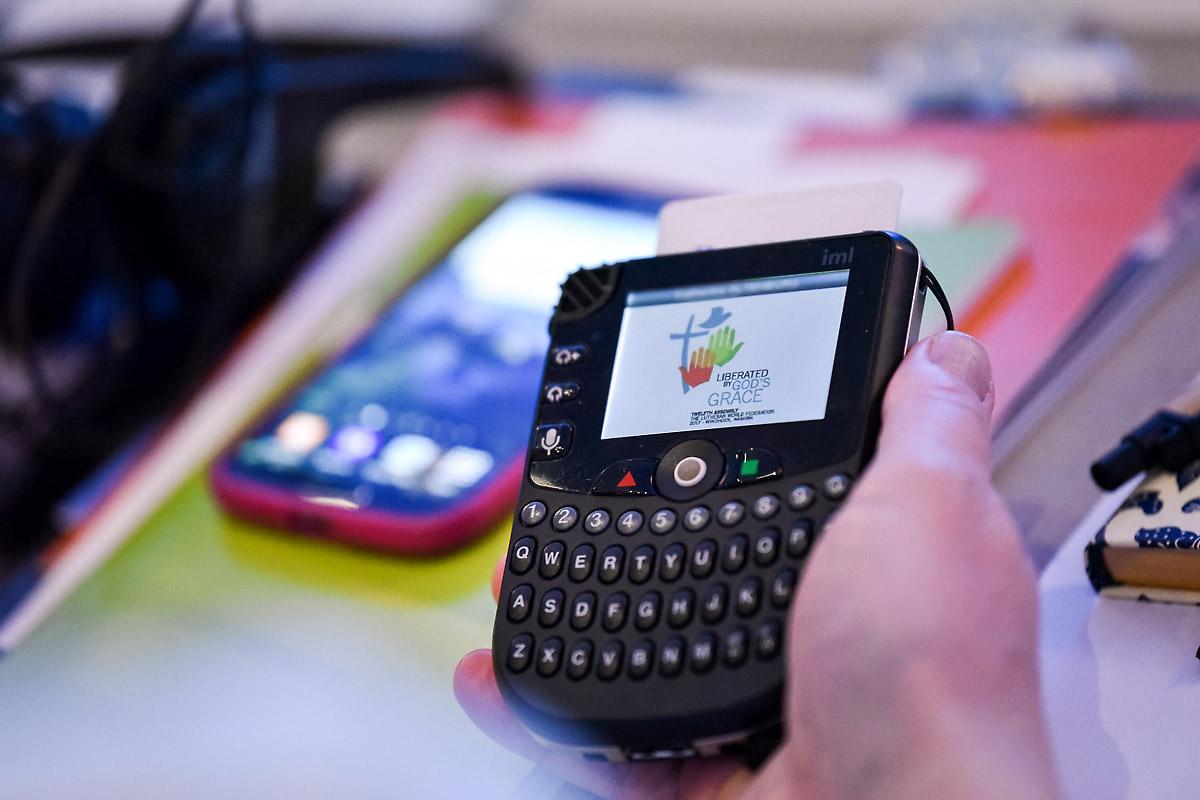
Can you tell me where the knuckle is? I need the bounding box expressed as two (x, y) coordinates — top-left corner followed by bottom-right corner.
(866, 454), (990, 506)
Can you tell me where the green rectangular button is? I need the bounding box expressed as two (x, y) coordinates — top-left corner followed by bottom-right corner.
(739, 458), (759, 478)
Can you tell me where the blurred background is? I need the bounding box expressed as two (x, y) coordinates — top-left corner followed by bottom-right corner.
(1, 1), (1199, 797)
(9, 0), (1200, 80)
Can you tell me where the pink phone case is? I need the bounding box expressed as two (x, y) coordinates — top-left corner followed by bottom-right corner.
(209, 457), (523, 555)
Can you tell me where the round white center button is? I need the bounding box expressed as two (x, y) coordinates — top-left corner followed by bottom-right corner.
(654, 439), (724, 502)
(673, 456), (708, 488)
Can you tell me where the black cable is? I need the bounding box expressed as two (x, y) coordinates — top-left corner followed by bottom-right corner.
(5, 139), (98, 412)
(922, 265), (955, 331)
(3, 0), (210, 414)
(0, 0), (521, 554)
(1091, 410), (1200, 491)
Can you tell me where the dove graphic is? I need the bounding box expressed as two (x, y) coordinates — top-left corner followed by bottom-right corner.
(698, 306), (732, 329)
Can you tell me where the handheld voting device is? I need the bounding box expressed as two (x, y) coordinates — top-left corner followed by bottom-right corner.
(492, 231), (928, 761)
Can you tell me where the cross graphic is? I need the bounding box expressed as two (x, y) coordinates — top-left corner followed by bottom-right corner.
(669, 314), (707, 393)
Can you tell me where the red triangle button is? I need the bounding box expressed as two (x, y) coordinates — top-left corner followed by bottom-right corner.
(617, 471), (638, 489)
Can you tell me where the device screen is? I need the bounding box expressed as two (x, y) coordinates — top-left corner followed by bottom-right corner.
(601, 270), (849, 440)
(228, 187), (660, 512)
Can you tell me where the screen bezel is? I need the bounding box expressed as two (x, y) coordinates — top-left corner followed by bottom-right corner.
(529, 232), (920, 492)
(599, 270), (851, 441)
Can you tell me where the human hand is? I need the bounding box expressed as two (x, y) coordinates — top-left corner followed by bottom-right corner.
(679, 346), (716, 388)
(708, 326), (744, 367)
(455, 331), (1059, 800)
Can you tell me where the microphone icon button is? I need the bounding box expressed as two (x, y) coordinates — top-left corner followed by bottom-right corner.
(532, 423), (573, 461)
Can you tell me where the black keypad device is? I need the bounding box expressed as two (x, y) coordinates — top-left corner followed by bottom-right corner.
(493, 231), (928, 761)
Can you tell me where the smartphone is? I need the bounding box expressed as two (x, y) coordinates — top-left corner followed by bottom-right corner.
(492, 231), (927, 759)
(211, 186), (664, 554)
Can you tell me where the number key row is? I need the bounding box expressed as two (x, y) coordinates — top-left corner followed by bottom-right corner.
(520, 495), (802, 536)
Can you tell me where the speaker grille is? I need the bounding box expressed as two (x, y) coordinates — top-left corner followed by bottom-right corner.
(555, 265), (619, 320)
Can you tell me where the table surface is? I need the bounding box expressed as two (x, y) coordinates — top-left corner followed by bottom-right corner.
(0, 476), (530, 799)
(1040, 489), (1200, 800)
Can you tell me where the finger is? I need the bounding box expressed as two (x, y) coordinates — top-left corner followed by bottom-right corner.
(872, 330), (994, 481)
(453, 649), (549, 766)
(492, 556), (505, 604)
(453, 650), (744, 799)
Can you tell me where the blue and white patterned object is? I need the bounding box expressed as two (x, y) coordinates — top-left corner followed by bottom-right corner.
(1097, 459), (1200, 549)
(1134, 526), (1200, 549)
(1088, 459), (1200, 603)
(1120, 490), (1163, 515)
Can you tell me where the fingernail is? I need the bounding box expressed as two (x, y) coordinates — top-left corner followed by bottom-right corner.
(927, 331), (992, 402)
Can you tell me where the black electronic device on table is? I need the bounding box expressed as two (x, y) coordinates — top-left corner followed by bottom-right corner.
(491, 230), (939, 761)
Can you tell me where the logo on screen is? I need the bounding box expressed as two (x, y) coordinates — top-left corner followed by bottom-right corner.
(670, 306), (745, 393)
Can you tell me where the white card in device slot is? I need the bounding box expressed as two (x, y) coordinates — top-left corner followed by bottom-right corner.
(656, 180), (902, 255)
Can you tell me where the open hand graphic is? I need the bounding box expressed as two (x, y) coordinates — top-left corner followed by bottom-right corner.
(678, 346), (715, 388)
(708, 325), (743, 366)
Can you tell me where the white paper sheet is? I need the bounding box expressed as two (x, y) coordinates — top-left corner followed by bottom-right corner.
(656, 181), (902, 254)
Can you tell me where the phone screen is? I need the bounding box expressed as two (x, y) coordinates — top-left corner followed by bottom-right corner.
(226, 187), (662, 514)
(601, 271), (849, 440)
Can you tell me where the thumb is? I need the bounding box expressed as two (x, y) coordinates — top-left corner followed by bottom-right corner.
(872, 331), (995, 481)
